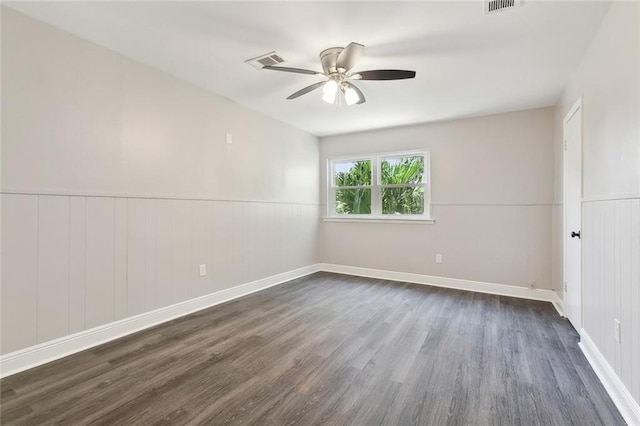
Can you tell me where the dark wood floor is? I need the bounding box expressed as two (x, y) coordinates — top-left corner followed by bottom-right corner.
(1, 272), (624, 425)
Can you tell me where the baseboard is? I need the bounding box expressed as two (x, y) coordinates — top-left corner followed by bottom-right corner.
(579, 331), (640, 426)
(0, 264), (321, 378)
(552, 299), (565, 318)
(3, 263), (635, 423)
(0, 263), (569, 378)
(318, 263), (562, 305)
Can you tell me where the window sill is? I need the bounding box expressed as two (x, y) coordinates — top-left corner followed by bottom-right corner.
(323, 216), (435, 224)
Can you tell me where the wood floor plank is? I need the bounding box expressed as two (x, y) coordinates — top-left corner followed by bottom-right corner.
(0, 272), (625, 425)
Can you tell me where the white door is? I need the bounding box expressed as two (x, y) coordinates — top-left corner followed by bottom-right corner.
(564, 99), (582, 331)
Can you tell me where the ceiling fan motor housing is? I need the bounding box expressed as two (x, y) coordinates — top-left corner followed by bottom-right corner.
(320, 47), (344, 75)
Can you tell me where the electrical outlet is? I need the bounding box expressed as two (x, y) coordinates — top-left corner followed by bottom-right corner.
(226, 132), (233, 144)
(199, 264), (207, 277)
(528, 280), (536, 289)
(614, 319), (621, 344)
(435, 254), (443, 264)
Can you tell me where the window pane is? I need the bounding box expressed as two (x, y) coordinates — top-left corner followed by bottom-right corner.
(335, 189), (372, 214)
(381, 156), (424, 185)
(334, 160), (372, 187)
(382, 187), (424, 215)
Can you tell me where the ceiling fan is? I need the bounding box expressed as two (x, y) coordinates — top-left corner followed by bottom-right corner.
(263, 42), (416, 106)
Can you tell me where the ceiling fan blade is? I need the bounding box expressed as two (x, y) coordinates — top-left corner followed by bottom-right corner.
(353, 70), (416, 80)
(263, 65), (322, 75)
(336, 42), (365, 72)
(344, 81), (366, 104)
(287, 81), (327, 100)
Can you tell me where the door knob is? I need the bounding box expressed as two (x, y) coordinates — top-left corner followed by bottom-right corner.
(571, 231), (581, 239)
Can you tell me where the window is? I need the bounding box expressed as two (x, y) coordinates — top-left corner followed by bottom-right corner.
(328, 150), (431, 221)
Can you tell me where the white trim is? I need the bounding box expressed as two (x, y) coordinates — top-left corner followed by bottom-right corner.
(4, 262), (634, 425)
(323, 217), (435, 224)
(0, 264), (320, 378)
(564, 97), (583, 125)
(328, 149), (427, 163)
(0, 263), (576, 380)
(327, 150), (431, 219)
(552, 299), (565, 318)
(372, 156), (381, 214)
(318, 263), (562, 305)
(431, 202), (554, 207)
(582, 194), (640, 203)
(562, 96), (583, 331)
(322, 202), (554, 207)
(0, 190), (319, 206)
(579, 330), (640, 426)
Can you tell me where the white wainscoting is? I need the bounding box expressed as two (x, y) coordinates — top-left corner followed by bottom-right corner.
(4, 196), (635, 424)
(0, 264), (320, 378)
(1, 193), (320, 356)
(580, 330), (640, 425)
(582, 197), (640, 424)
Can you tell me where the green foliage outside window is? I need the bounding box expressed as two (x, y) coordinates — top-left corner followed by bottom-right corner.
(334, 161), (372, 214)
(381, 156), (424, 215)
(334, 156), (425, 215)
(335, 188), (372, 214)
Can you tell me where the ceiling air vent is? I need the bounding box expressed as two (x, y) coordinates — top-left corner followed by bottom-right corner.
(484, 0), (521, 15)
(245, 51), (285, 70)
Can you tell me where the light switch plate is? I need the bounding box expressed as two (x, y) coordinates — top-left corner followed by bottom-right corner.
(199, 264), (207, 277)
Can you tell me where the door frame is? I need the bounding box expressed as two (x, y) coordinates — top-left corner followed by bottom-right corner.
(563, 96), (583, 331)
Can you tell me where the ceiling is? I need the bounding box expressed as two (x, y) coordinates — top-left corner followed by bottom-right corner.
(5, 1), (610, 137)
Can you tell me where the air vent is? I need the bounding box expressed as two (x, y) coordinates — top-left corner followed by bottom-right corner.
(245, 51), (285, 70)
(484, 0), (520, 15)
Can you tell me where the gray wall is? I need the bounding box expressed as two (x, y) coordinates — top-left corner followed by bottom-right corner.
(319, 107), (554, 290)
(1, 8), (320, 354)
(553, 1), (640, 407)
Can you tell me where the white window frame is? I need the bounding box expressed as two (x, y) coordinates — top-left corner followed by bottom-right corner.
(326, 150), (433, 223)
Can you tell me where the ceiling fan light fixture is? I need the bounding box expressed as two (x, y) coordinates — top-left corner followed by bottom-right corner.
(267, 42), (416, 106)
(322, 79), (338, 104)
(344, 86), (360, 106)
